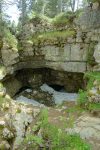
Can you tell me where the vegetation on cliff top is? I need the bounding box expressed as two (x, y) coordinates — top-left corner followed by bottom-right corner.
(32, 29), (76, 45)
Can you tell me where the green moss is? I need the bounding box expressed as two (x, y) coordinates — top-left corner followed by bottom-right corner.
(33, 29), (76, 45)
(16, 108), (21, 113)
(88, 103), (100, 111)
(4, 28), (17, 49)
(0, 96), (5, 106)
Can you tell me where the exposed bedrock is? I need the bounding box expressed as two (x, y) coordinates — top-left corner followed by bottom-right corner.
(0, 5), (100, 81)
(0, 5), (100, 96)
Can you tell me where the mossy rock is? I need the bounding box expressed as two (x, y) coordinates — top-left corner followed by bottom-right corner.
(0, 39), (3, 50)
(32, 29), (76, 45)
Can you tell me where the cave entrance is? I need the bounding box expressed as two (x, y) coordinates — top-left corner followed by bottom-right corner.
(2, 68), (85, 106)
(14, 86), (33, 97)
(49, 84), (65, 92)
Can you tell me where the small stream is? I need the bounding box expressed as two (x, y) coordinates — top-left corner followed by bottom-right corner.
(15, 84), (78, 106)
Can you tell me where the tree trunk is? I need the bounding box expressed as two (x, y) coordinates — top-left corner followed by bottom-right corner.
(70, 0), (76, 12)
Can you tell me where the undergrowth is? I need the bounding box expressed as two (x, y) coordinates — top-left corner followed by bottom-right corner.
(20, 109), (91, 150)
(78, 71), (100, 111)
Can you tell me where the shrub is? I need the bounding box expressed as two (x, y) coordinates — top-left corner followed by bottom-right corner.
(52, 12), (76, 28)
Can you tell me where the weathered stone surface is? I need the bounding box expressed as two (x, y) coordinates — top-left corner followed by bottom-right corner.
(0, 66), (7, 80)
(1, 98), (41, 150)
(46, 61), (87, 72)
(3, 77), (22, 97)
(66, 114), (100, 150)
(93, 2), (100, 10)
(70, 44), (88, 61)
(0, 5), (100, 79)
(0, 141), (10, 150)
(1, 47), (19, 67)
(94, 42), (100, 64)
(3, 128), (14, 140)
(77, 8), (100, 29)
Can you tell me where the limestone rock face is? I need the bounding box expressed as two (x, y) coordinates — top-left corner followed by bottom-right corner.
(1, 45), (19, 67)
(3, 76), (22, 97)
(94, 42), (100, 64)
(0, 141), (10, 150)
(0, 96), (41, 150)
(77, 6), (100, 29)
(0, 5), (100, 81)
(3, 128), (14, 140)
(66, 114), (100, 150)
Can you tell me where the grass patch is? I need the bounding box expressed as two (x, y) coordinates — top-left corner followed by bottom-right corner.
(32, 29), (76, 45)
(20, 109), (91, 150)
(88, 103), (100, 111)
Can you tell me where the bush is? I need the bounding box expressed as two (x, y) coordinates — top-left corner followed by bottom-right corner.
(52, 12), (76, 28)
